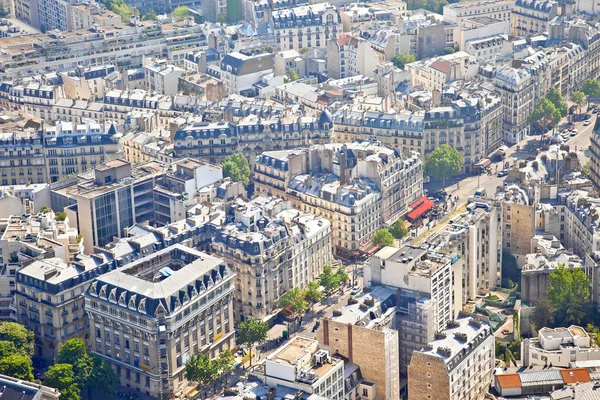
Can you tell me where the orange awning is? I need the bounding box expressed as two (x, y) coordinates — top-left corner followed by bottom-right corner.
(407, 195), (434, 220)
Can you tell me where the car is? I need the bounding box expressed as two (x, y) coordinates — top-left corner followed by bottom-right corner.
(351, 286), (362, 295)
(497, 169), (509, 177)
(434, 189), (447, 199)
(568, 125), (575, 131)
(474, 187), (487, 198)
(312, 321), (321, 332)
(584, 119), (592, 126)
(571, 129), (579, 136)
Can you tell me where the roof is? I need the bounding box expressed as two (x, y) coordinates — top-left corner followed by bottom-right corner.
(496, 374), (522, 389)
(430, 59), (452, 74)
(407, 195), (435, 220)
(560, 369), (591, 384)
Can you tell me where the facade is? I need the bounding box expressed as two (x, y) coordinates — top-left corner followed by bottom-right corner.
(495, 67), (535, 144)
(511, 0), (565, 37)
(15, 255), (113, 361)
(59, 65), (116, 101)
(143, 58), (186, 95)
(443, 0), (514, 24)
(408, 315), (495, 400)
(407, 52), (477, 92)
(211, 196), (332, 320)
(212, 52), (274, 95)
(85, 245), (235, 398)
(521, 326), (600, 367)
(327, 33), (378, 80)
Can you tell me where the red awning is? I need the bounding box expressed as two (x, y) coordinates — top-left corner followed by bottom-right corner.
(407, 195), (435, 220)
(474, 158), (491, 168)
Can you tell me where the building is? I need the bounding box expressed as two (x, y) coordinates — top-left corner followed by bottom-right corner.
(327, 33), (378, 80)
(407, 52), (477, 92)
(212, 52), (274, 95)
(270, 3), (342, 52)
(511, 0), (570, 37)
(521, 326), (600, 367)
(521, 253), (584, 303)
(59, 65), (116, 101)
(0, 374), (61, 399)
(143, 58), (186, 95)
(494, 368), (591, 397)
(211, 196), (332, 320)
(15, 255), (113, 361)
(495, 67), (535, 144)
(408, 315), (495, 400)
(316, 286), (399, 400)
(443, 0), (514, 25)
(257, 336), (345, 400)
(0, 183), (51, 217)
(274, 50), (306, 78)
(590, 119), (600, 192)
(85, 244), (235, 398)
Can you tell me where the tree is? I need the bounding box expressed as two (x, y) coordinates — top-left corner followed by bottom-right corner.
(546, 87), (568, 117)
(583, 79), (600, 100)
(424, 144), (463, 189)
(582, 161), (591, 178)
(40, 205), (52, 213)
(335, 267), (350, 287)
(222, 153), (250, 186)
(44, 364), (81, 400)
(263, 45), (274, 53)
(0, 354), (33, 381)
(108, 0), (136, 22)
(142, 10), (157, 20)
(571, 91), (587, 115)
(278, 287), (308, 314)
(55, 211), (67, 222)
(319, 264), (339, 293)
(548, 264), (591, 325)
(216, 349), (235, 385)
(0, 341), (18, 358)
(0, 322), (34, 357)
(528, 97), (561, 133)
(57, 339), (93, 387)
(442, 46), (458, 55)
(303, 282), (323, 314)
(299, 47), (310, 55)
(531, 297), (555, 330)
(185, 353), (217, 394)
(87, 354), (119, 396)
(501, 250), (520, 290)
(287, 70), (299, 81)
(389, 219), (409, 240)
(391, 53), (416, 69)
(237, 318), (268, 367)
(406, 0), (448, 13)
(372, 229), (394, 247)
(173, 5), (190, 21)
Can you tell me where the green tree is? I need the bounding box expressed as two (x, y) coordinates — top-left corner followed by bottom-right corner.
(173, 5), (190, 21)
(108, 0), (135, 22)
(287, 70), (299, 81)
(55, 211), (67, 221)
(226, 0), (243, 23)
(88, 354), (119, 396)
(335, 267), (350, 287)
(216, 349), (235, 385)
(424, 144), (463, 189)
(0, 322), (34, 357)
(571, 91), (587, 114)
(222, 153), (251, 186)
(185, 353), (217, 393)
(582, 161), (591, 177)
(442, 46), (457, 55)
(531, 297), (555, 330)
(303, 282), (323, 314)
(406, 0), (448, 13)
(528, 97), (561, 135)
(278, 287), (308, 314)
(142, 10), (157, 20)
(0, 354), (33, 381)
(0, 340), (18, 358)
(583, 79), (600, 99)
(391, 53), (416, 69)
(319, 264), (339, 293)
(548, 264), (591, 325)
(299, 47), (310, 55)
(389, 219), (409, 239)
(44, 364), (81, 400)
(237, 317), (268, 367)
(263, 45), (274, 53)
(40, 205), (52, 213)
(501, 250), (520, 290)
(57, 339), (93, 387)
(546, 87), (568, 117)
(372, 229), (394, 247)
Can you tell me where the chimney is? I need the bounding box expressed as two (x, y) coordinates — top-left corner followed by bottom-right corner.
(267, 387), (276, 400)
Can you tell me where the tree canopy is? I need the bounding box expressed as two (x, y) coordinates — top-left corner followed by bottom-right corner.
(528, 97), (561, 129)
(424, 144), (463, 188)
(237, 317), (268, 366)
(336, 267), (350, 287)
(391, 53), (416, 69)
(389, 219), (409, 239)
(319, 264), (339, 293)
(142, 10), (158, 20)
(583, 79), (600, 98)
(173, 5), (190, 21)
(278, 287), (308, 314)
(44, 364), (81, 400)
(303, 282), (323, 306)
(0, 322), (34, 357)
(222, 153), (251, 186)
(0, 354), (33, 381)
(372, 229), (394, 247)
(57, 339), (93, 387)
(107, 0), (136, 22)
(532, 297), (555, 330)
(185, 353), (218, 390)
(546, 87), (568, 117)
(571, 91), (587, 113)
(548, 264), (591, 325)
(406, 0), (448, 13)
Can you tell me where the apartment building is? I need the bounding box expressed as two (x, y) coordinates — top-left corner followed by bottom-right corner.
(85, 245), (235, 398)
(511, 0), (572, 37)
(327, 33), (378, 80)
(408, 315), (495, 400)
(173, 109), (334, 165)
(443, 0), (514, 24)
(0, 183), (51, 217)
(270, 3), (342, 52)
(499, 185), (537, 266)
(521, 253), (584, 304)
(143, 58), (186, 95)
(316, 286), (399, 400)
(0, 374), (60, 399)
(211, 196), (332, 320)
(14, 254), (113, 361)
(522, 326), (600, 367)
(495, 67), (535, 144)
(259, 337), (345, 400)
(59, 65), (116, 101)
(407, 52), (478, 92)
(209, 52), (274, 95)
(590, 120), (600, 191)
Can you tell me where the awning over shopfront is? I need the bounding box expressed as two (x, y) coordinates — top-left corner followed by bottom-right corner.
(474, 158), (491, 168)
(407, 195), (434, 220)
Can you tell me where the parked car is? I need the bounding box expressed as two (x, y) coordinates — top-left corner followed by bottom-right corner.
(312, 321), (321, 332)
(351, 286), (362, 295)
(584, 119), (592, 126)
(497, 169), (509, 177)
(571, 129), (579, 136)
